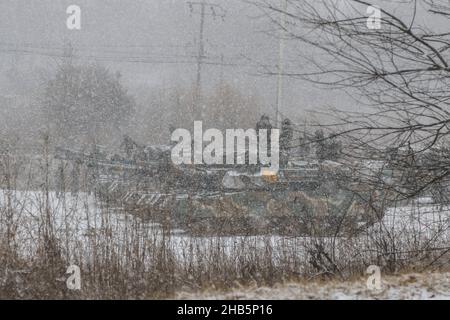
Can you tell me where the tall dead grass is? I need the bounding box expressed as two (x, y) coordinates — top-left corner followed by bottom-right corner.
(0, 146), (448, 299)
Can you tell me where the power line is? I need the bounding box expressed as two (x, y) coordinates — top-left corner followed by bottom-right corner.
(187, 1), (226, 119)
(275, 0), (287, 128)
(0, 43), (249, 67)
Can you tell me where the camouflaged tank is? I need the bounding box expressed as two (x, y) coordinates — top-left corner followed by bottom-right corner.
(99, 162), (376, 236)
(56, 141), (377, 236)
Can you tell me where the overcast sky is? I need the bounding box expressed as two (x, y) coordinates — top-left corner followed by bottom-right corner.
(1, 0), (441, 124)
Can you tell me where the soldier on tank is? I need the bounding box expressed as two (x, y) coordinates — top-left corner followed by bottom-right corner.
(280, 118), (293, 167)
(256, 115), (273, 160)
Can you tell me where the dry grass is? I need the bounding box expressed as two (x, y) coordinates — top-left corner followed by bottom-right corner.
(175, 271), (450, 300)
(0, 150), (448, 299)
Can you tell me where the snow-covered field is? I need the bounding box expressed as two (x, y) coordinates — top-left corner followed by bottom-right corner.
(1, 190), (449, 259)
(177, 272), (450, 300)
(3, 190), (449, 233)
(1, 189), (449, 300)
(374, 202), (450, 238)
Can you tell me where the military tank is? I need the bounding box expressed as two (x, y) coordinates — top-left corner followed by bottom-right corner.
(56, 137), (378, 236)
(95, 153), (376, 236)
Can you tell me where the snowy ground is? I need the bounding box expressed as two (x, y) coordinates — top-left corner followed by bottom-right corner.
(1, 190), (449, 261)
(1, 189), (449, 301)
(374, 202), (450, 238)
(176, 272), (450, 300)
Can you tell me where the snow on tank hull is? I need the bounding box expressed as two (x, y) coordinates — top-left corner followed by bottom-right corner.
(116, 187), (370, 236)
(97, 164), (376, 236)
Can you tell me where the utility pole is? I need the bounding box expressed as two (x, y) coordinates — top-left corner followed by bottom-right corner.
(275, 0), (287, 128)
(188, 1), (226, 120)
(195, 1), (206, 119)
(62, 39), (74, 65)
(219, 53), (225, 88)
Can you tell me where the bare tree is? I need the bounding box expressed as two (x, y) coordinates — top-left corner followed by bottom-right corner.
(255, 0), (450, 199)
(42, 63), (136, 147)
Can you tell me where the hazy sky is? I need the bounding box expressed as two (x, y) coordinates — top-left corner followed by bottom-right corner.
(1, 0), (440, 124)
(0, 1), (351, 123)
